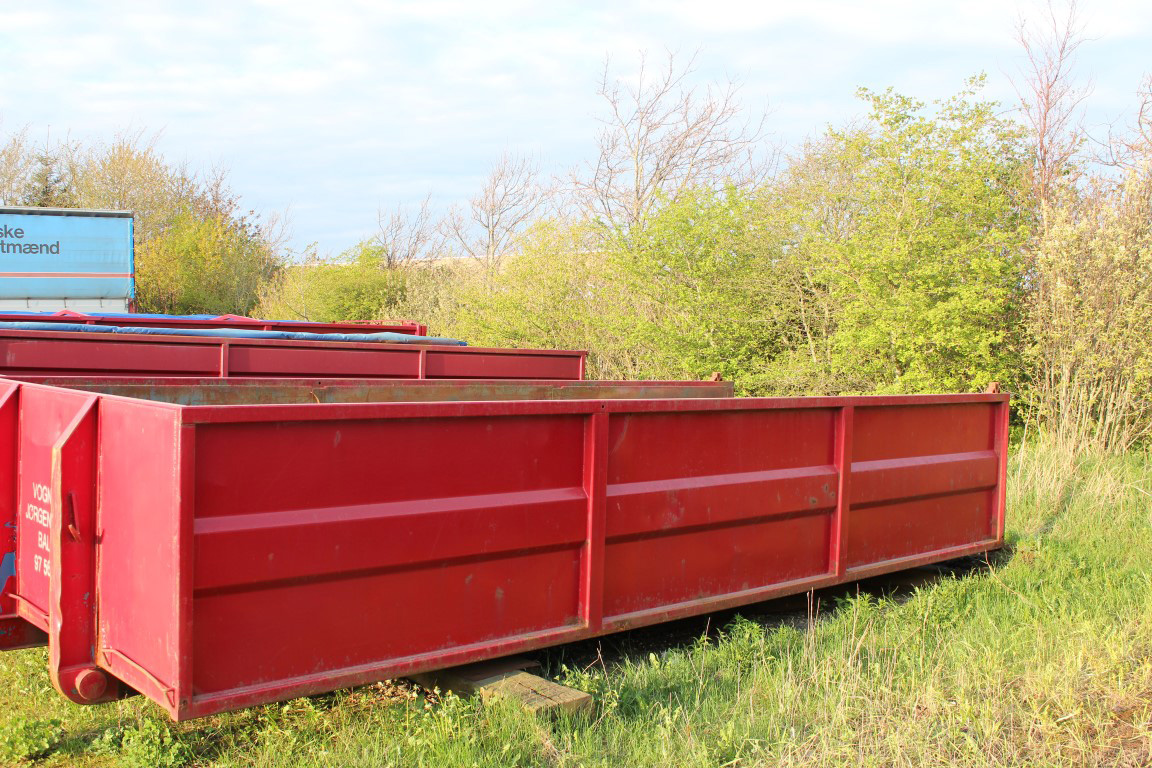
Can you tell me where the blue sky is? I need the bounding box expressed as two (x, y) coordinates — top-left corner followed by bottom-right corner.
(2, 1), (1150, 255)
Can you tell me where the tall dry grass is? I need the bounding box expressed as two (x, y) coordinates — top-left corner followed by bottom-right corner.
(3, 438), (1145, 767)
(1028, 172), (1152, 454)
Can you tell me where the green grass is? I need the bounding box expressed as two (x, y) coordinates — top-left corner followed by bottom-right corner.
(2, 439), (1150, 767)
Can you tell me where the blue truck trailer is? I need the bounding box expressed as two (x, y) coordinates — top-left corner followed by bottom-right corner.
(0, 207), (134, 311)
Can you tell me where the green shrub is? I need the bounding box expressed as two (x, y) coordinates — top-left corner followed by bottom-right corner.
(0, 715), (62, 762)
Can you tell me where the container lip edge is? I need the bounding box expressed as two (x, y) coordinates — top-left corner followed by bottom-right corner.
(173, 392), (1009, 424)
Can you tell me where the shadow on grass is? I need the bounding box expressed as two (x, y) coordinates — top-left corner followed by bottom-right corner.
(534, 553), (1001, 676)
(22, 554), (1012, 766)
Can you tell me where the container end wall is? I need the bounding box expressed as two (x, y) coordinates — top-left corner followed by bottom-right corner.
(95, 398), (185, 715)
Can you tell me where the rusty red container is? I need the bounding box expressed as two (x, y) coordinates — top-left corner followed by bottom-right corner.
(0, 310), (427, 336)
(0, 376), (1009, 720)
(0, 328), (586, 380)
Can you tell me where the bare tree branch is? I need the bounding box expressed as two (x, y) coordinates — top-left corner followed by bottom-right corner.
(374, 194), (444, 268)
(441, 153), (544, 275)
(1012, 0), (1090, 206)
(1099, 74), (1152, 174)
(573, 50), (770, 235)
(0, 125), (50, 205)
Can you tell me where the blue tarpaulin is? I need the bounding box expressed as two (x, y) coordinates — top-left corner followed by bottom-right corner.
(0, 311), (228, 320)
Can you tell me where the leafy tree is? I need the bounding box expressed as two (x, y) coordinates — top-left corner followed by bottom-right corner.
(0, 130), (286, 315)
(781, 78), (1031, 394)
(0, 126), (35, 204)
(136, 208), (280, 315)
(256, 241), (409, 323)
(607, 185), (791, 389)
(441, 218), (622, 360)
(21, 150), (75, 208)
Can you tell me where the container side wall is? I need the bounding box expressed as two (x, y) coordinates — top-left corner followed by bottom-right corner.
(95, 398), (184, 712)
(14, 386), (98, 624)
(601, 408), (839, 626)
(189, 414), (588, 700)
(423, 350), (585, 380)
(9, 378), (733, 406)
(0, 381), (45, 648)
(0, 331), (586, 380)
(0, 382), (18, 616)
(225, 345), (419, 378)
(0, 336), (219, 376)
(845, 403), (1000, 572)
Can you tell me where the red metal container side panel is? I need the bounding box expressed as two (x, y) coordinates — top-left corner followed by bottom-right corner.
(0, 391), (1008, 719)
(844, 403), (1001, 573)
(224, 344), (420, 378)
(173, 394), (1006, 718)
(0, 330), (586, 381)
(8, 377), (733, 405)
(0, 336), (220, 377)
(13, 386), (100, 625)
(0, 383), (17, 614)
(94, 398), (185, 712)
(423, 349), (586, 380)
(188, 414), (589, 704)
(853, 403), (998, 461)
(0, 381), (42, 648)
(601, 408), (840, 625)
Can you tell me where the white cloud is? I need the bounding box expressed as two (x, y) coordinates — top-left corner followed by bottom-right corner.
(1, 0), (1150, 255)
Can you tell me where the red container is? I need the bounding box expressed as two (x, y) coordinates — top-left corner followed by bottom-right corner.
(0, 328), (586, 380)
(6, 376), (733, 405)
(0, 377), (1009, 720)
(0, 310), (427, 336)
